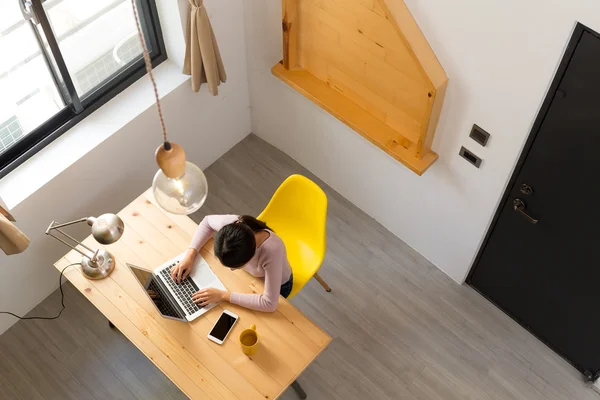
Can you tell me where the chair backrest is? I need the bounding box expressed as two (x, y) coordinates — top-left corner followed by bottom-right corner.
(258, 175), (327, 298)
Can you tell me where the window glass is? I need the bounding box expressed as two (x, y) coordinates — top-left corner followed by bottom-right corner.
(0, 1), (65, 155)
(43, 0), (143, 96)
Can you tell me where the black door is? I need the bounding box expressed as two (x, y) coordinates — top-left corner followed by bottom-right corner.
(468, 24), (600, 380)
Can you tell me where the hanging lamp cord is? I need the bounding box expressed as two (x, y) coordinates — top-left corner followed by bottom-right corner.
(131, 0), (169, 147)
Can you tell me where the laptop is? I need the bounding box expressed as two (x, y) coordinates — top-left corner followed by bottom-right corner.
(127, 253), (226, 322)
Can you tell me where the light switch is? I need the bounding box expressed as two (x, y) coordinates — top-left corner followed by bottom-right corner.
(469, 124), (490, 147)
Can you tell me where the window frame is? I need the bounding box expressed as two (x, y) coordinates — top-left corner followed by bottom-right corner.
(0, 0), (167, 179)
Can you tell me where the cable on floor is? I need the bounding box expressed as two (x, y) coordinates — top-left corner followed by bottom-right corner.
(0, 262), (80, 320)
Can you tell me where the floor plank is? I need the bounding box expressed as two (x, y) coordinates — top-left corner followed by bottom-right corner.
(0, 134), (596, 399)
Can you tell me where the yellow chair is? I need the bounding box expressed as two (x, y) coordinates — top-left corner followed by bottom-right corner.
(258, 174), (331, 299)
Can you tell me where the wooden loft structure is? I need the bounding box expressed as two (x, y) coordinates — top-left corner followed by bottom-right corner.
(272, 0), (447, 175)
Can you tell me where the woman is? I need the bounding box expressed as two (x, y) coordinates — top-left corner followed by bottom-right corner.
(170, 215), (293, 312)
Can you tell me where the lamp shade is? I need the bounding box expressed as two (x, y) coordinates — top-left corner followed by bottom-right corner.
(87, 214), (124, 244)
(152, 162), (208, 215)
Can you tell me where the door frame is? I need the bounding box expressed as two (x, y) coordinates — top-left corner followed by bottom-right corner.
(466, 22), (600, 380)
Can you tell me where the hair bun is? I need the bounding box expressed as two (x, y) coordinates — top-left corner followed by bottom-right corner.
(238, 215), (273, 232)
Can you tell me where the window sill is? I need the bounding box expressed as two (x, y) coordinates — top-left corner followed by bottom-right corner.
(0, 60), (188, 210)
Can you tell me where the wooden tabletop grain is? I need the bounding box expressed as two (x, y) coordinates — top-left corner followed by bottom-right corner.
(53, 189), (331, 400)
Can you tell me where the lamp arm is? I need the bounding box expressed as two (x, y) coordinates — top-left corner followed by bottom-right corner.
(54, 228), (97, 254)
(47, 217), (88, 231)
(46, 230), (93, 259)
(46, 219), (96, 259)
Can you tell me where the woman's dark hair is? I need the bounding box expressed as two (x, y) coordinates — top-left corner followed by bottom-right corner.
(213, 216), (271, 268)
(238, 215), (272, 232)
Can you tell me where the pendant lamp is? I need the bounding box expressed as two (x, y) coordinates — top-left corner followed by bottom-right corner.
(131, 0), (208, 215)
(153, 143), (208, 215)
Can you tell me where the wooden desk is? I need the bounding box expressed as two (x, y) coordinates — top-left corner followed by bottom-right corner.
(53, 189), (331, 399)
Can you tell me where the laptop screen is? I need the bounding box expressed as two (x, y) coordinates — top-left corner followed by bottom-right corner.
(128, 264), (184, 320)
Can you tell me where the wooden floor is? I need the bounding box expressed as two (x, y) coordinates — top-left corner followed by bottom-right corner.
(0, 134), (597, 400)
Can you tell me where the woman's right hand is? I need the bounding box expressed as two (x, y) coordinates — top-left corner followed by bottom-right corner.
(171, 248), (198, 283)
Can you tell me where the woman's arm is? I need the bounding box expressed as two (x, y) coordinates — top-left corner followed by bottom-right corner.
(189, 214), (239, 252)
(229, 242), (284, 312)
(172, 214), (238, 282)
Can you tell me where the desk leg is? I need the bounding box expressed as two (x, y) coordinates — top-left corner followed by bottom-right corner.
(291, 381), (307, 399)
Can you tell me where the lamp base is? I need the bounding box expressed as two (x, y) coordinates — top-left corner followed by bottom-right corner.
(81, 249), (115, 280)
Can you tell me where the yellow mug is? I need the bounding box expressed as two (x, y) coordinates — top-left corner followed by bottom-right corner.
(239, 324), (259, 356)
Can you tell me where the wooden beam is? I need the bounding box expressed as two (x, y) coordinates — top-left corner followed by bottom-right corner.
(422, 78), (448, 156)
(415, 78), (447, 159)
(282, 0), (299, 69)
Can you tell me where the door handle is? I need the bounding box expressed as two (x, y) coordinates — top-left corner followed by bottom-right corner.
(513, 199), (538, 224)
(19, 0), (40, 24)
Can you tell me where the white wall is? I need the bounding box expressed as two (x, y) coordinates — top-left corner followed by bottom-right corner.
(242, 0), (600, 283)
(0, 0), (250, 334)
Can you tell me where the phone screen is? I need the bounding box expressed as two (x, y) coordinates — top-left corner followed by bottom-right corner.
(209, 312), (237, 340)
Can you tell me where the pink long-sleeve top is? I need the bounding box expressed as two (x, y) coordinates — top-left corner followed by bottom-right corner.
(190, 215), (292, 312)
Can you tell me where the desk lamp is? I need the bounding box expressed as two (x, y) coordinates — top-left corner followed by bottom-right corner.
(46, 214), (124, 279)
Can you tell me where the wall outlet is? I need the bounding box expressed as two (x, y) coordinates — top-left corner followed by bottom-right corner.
(459, 146), (482, 168)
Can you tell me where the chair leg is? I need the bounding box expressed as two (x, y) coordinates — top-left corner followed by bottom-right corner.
(313, 273), (332, 293)
(291, 380), (307, 399)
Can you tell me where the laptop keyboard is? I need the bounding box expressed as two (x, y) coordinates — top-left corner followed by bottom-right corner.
(159, 261), (203, 315)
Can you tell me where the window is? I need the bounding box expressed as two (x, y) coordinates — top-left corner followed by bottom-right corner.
(0, 0), (166, 178)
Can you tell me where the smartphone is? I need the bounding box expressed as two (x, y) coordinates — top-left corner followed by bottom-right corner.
(207, 310), (238, 344)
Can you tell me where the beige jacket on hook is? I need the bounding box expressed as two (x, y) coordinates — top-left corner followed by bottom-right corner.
(183, 0), (227, 95)
(0, 207), (30, 256)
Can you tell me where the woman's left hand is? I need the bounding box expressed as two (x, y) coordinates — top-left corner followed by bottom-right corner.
(192, 288), (230, 306)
